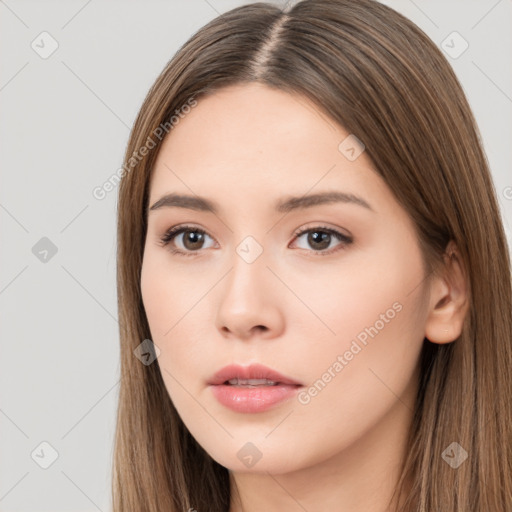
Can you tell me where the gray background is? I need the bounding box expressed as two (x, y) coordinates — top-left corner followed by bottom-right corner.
(1, 0), (510, 510)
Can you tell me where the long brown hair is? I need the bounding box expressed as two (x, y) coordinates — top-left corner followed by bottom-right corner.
(112, 1), (512, 510)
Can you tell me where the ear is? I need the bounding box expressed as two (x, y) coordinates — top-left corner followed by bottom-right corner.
(424, 241), (469, 344)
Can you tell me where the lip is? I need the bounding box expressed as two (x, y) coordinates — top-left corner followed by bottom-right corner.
(208, 363), (303, 413)
(208, 363), (302, 386)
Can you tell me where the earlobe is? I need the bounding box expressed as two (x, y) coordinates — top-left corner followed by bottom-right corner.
(424, 241), (469, 344)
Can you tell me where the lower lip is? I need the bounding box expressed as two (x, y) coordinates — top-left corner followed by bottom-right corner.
(209, 383), (301, 413)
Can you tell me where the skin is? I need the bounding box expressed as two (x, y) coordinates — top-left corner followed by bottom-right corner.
(140, 83), (468, 512)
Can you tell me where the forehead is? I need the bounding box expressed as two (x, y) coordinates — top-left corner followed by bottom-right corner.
(147, 83), (393, 219)
(157, 83), (348, 165)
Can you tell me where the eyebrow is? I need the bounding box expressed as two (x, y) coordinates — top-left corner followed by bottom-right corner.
(148, 191), (374, 215)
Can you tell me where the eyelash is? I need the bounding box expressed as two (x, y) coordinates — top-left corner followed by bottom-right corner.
(158, 224), (353, 258)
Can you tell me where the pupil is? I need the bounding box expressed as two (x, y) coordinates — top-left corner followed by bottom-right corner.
(185, 231), (203, 249)
(309, 231), (330, 250)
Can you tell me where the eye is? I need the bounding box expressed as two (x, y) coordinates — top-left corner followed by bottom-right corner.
(291, 225), (353, 256)
(158, 224), (216, 257)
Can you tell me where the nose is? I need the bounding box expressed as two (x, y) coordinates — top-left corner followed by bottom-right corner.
(214, 242), (284, 341)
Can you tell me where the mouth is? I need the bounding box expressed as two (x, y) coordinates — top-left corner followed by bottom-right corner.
(208, 364), (303, 413)
(223, 378), (285, 387)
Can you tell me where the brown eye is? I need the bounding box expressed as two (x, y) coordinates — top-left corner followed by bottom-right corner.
(292, 226), (353, 255)
(306, 231), (331, 250)
(160, 225), (215, 256)
(180, 230), (206, 250)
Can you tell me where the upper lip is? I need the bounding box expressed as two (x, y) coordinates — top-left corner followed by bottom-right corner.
(208, 363), (303, 386)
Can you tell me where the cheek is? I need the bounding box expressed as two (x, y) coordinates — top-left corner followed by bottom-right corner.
(288, 249), (426, 433)
(140, 250), (203, 338)
(140, 252), (210, 393)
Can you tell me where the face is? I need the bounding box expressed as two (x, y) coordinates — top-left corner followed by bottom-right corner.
(140, 83), (431, 474)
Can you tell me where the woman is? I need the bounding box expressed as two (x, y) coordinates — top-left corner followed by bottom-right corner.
(112, 1), (512, 510)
